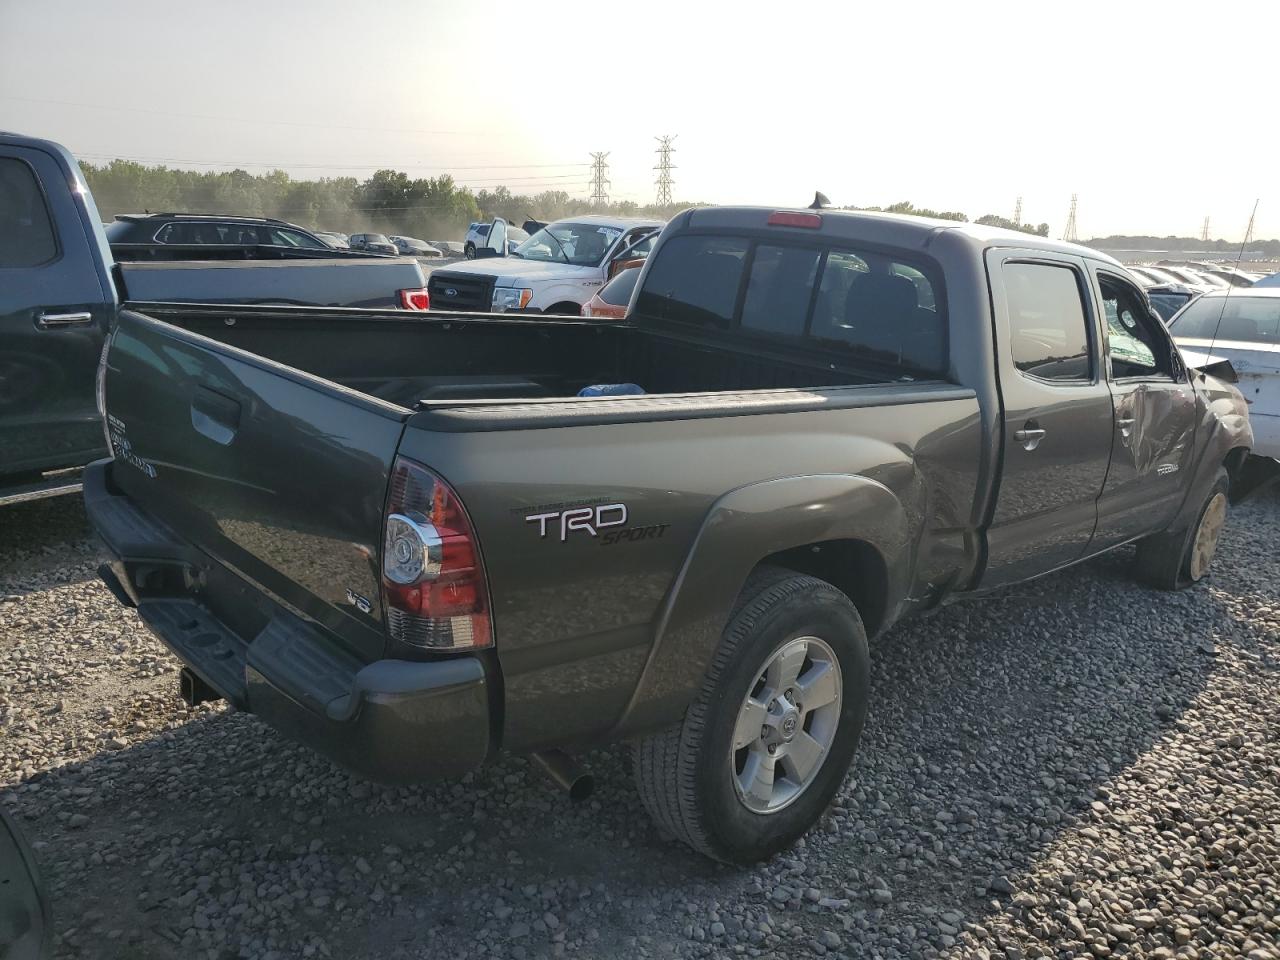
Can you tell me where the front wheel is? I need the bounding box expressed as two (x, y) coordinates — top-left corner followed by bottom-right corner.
(631, 567), (869, 864)
(1134, 467), (1230, 589)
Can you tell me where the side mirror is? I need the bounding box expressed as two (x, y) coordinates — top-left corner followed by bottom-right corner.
(0, 807), (51, 960)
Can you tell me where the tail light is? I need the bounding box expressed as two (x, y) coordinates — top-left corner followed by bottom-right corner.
(381, 457), (491, 650)
(399, 287), (430, 311)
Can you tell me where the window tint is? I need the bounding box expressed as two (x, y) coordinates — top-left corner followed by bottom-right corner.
(157, 221), (266, 244)
(269, 227), (325, 248)
(635, 234), (947, 374)
(740, 244), (821, 336)
(634, 235), (749, 328)
(1004, 262), (1091, 381)
(0, 158), (57, 267)
(1170, 295), (1280, 344)
(1098, 272), (1172, 378)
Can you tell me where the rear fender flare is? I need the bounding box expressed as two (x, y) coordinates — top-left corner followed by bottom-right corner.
(610, 473), (911, 738)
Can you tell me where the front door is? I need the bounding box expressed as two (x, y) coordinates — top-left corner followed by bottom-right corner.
(0, 146), (114, 478)
(982, 252), (1116, 585)
(1090, 267), (1197, 547)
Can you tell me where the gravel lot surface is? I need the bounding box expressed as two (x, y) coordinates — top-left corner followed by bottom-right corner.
(2, 493), (1279, 960)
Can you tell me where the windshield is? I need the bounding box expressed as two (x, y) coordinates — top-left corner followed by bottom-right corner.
(513, 222), (623, 266)
(1170, 295), (1280, 344)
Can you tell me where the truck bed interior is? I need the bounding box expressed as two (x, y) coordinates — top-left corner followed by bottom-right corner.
(144, 307), (906, 408)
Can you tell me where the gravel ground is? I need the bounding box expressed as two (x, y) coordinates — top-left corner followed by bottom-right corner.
(2, 493), (1279, 960)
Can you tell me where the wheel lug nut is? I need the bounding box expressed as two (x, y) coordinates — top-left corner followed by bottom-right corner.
(760, 726), (769, 739)
(767, 744), (776, 754)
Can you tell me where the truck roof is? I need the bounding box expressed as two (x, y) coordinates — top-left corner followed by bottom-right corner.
(679, 206), (1121, 267)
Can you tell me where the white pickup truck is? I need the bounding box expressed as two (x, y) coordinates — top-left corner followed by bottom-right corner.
(428, 215), (663, 315)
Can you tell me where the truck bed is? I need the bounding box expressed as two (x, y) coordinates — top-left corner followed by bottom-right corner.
(137, 303), (908, 408)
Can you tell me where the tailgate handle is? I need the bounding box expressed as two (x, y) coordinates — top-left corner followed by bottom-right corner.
(191, 388), (241, 445)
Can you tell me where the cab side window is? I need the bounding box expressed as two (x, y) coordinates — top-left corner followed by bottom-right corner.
(1098, 272), (1174, 379)
(0, 158), (57, 267)
(1003, 261), (1092, 382)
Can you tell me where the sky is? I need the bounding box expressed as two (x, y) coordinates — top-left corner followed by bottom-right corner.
(1, 0), (1276, 240)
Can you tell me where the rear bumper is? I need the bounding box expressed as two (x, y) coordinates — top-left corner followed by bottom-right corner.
(83, 459), (491, 784)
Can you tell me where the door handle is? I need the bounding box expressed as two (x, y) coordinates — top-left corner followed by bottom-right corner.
(191, 388), (241, 445)
(35, 311), (94, 329)
(1014, 424), (1046, 451)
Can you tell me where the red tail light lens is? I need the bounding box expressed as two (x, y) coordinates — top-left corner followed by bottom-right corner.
(398, 287), (430, 310)
(382, 457), (491, 650)
(767, 211), (822, 229)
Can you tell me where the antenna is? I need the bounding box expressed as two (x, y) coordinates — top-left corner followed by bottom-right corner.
(1013, 196), (1023, 227)
(588, 151), (610, 205)
(1062, 194), (1079, 242)
(654, 135), (677, 206)
(1204, 199), (1260, 369)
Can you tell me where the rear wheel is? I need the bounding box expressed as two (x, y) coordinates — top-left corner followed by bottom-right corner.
(1134, 467), (1230, 589)
(631, 567), (869, 864)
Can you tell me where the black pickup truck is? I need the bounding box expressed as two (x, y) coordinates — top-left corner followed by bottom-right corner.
(0, 132), (430, 505)
(87, 205), (1276, 864)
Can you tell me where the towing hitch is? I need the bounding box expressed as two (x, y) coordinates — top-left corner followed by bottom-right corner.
(179, 667), (223, 707)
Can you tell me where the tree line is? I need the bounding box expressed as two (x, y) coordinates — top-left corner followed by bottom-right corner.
(81, 160), (694, 241)
(94, 160), (1280, 252)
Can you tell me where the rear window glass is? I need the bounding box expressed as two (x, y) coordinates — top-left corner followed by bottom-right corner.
(1170, 296), (1280, 344)
(740, 245), (822, 336)
(634, 233), (947, 376)
(599, 266), (641, 306)
(634, 235), (749, 328)
(0, 158), (58, 267)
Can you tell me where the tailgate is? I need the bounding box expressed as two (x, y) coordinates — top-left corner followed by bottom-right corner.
(102, 309), (407, 659)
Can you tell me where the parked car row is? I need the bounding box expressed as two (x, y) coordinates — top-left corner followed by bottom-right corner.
(1127, 260), (1264, 294)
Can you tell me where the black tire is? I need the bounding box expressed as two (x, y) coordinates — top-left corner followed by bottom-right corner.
(546, 301), (583, 317)
(464, 242), (476, 259)
(1134, 466), (1230, 590)
(631, 566), (869, 864)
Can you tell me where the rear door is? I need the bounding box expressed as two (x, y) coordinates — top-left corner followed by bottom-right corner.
(1089, 266), (1197, 547)
(983, 251), (1115, 585)
(104, 310), (408, 659)
(0, 146), (115, 476)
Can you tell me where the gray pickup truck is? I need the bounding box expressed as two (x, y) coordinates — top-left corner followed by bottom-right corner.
(86, 205), (1275, 864)
(0, 132), (430, 505)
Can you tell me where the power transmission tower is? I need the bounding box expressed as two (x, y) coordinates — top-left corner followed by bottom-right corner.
(1062, 194), (1079, 242)
(1243, 202), (1258, 246)
(654, 135), (677, 206)
(1201, 216), (1211, 243)
(588, 152), (611, 205)
(1013, 196), (1023, 227)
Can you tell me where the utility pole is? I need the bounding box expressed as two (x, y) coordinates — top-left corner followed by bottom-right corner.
(1013, 196), (1023, 227)
(1062, 194), (1079, 242)
(588, 151), (611, 205)
(1201, 216), (1211, 243)
(654, 135), (677, 207)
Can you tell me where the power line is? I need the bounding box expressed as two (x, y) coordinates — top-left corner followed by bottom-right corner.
(588, 151), (610, 204)
(654, 135), (676, 206)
